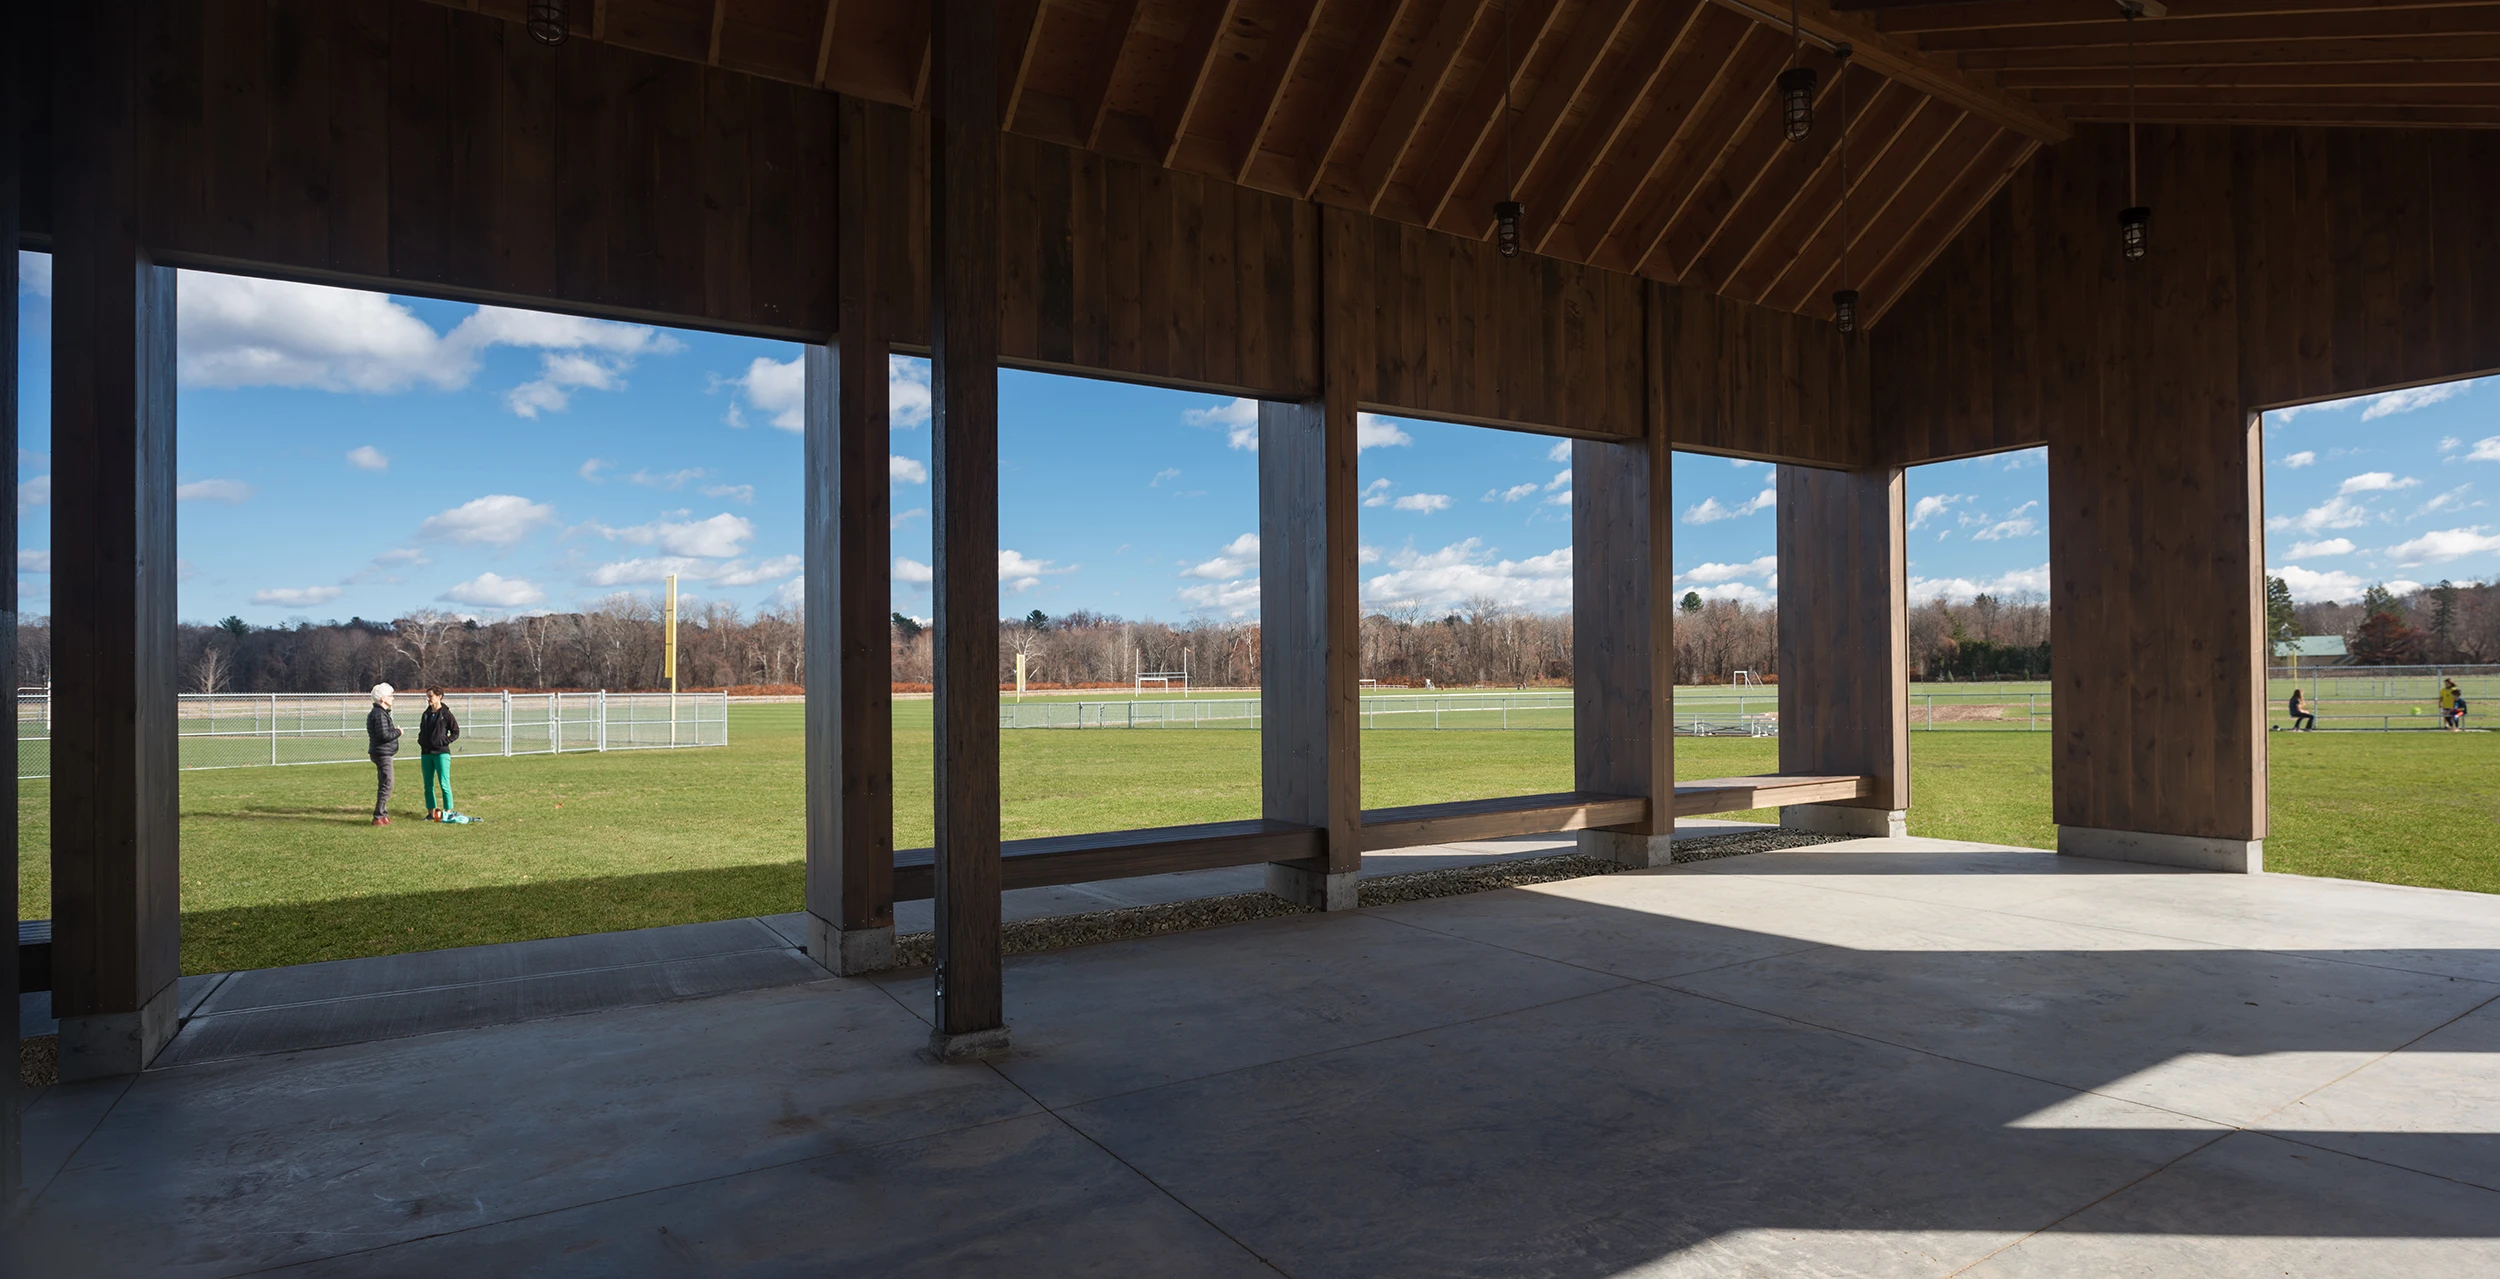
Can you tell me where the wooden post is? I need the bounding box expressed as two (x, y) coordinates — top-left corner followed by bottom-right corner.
(928, 0), (1008, 1058)
(804, 97), (897, 976)
(51, 2), (184, 1079)
(1259, 208), (1362, 909)
(1572, 428), (1676, 867)
(1775, 465), (1911, 837)
(2, 34), (22, 1201)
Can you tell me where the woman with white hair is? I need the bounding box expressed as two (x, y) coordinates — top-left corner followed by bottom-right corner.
(366, 683), (403, 825)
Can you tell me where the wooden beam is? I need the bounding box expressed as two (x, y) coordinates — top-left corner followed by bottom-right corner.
(892, 820), (1326, 900)
(1911, 5), (2500, 52)
(708, 0), (727, 64)
(1258, 205), (1366, 910)
(1360, 793), (1649, 852)
(1682, 54), (1877, 296)
(1, 20), (21, 1199)
(1157, 0), (1244, 169)
(1869, 0), (2499, 35)
(1076, 0), (1146, 151)
(814, 0), (842, 86)
(1672, 775), (1877, 817)
(1297, 0), (1418, 199)
(2033, 84), (2500, 106)
(2060, 103), (2500, 126)
(1708, 0), (2072, 142)
(928, 0), (1007, 1054)
(1408, 0), (1566, 232)
(1776, 466), (1908, 818)
(803, 96), (898, 976)
(1584, 20), (1786, 272)
(1447, 0), (1678, 243)
(1859, 129), (2038, 329)
(1229, 0), (1325, 184)
(1572, 427), (1676, 864)
(1761, 95), (1961, 315)
(1959, 33), (2500, 68)
(1353, 0), (1493, 213)
(50, 0), (182, 1080)
(1724, 77), (1922, 306)
(2001, 58), (2500, 88)
(997, 0), (1044, 128)
(1638, 44), (1823, 283)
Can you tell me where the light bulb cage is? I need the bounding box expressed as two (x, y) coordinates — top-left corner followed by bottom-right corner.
(2120, 206), (2151, 262)
(1832, 289), (1858, 334)
(1494, 201), (1524, 259)
(527, 0), (569, 46)
(1778, 67), (1817, 142)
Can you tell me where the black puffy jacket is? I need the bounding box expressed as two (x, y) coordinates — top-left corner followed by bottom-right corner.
(419, 705), (462, 754)
(367, 703), (402, 757)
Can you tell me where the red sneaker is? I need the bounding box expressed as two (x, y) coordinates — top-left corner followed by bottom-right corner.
(373, 816), (391, 826)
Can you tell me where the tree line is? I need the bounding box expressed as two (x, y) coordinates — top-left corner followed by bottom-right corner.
(2273, 577), (2500, 666)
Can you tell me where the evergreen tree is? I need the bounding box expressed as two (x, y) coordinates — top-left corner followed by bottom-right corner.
(1679, 591), (1703, 614)
(2263, 576), (2299, 655)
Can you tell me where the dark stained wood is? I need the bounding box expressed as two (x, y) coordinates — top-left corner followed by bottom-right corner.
(1776, 465), (1910, 812)
(891, 820), (1327, 901)
(49, 0), (183, 1073)
(928, 0), (1004, 1039)
(1259, 205), (1366, 890)
(1672, 775), (1877, 817)
(2, 30), (21, 1195)
(1359, 793), (1648, 852)
(1572, 428), (1674, 836)
(803, 95), (897, 968)
(1293, 0), (1418, 199)
(1654, 281), (1870, 467)
(1352, 0), (1490, 212)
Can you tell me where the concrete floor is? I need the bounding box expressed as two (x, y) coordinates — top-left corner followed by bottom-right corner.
(8, 832), (2499, 1276)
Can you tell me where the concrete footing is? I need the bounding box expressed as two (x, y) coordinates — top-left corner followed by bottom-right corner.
(1781, 805), (1910, 838)
(925, 1025), (1011, 1063)
(1266, 863), (1359, 911)
(57, 980), (179, 1081)
(2060, 825), (2263, 873)
(807, 914), (895, 976)
(1578, 829), (1674, 869)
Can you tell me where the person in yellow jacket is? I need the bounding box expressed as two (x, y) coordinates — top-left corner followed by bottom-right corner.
(2439, 678), (2466, 732)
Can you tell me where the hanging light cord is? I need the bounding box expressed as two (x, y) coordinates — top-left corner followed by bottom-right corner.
(1790, 0), (1802, 70)
(1504, 1), (1515, 206)
(1838, 59), (1850, 294)
(2126, 5), (2138, 208)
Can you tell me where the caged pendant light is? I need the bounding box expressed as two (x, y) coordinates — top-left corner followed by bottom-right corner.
(2117, 1), (2151, 261)
(1830, 45), (1857, 334)
(526, 0), (568, 46)
(1493, 2), (1524, 257)
(1777, 0), (1815, 141)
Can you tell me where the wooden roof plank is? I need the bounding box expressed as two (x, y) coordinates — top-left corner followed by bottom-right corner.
(1710, 0), (2071, 141)
(1722, 75), (1922, 306)
(1228, 0), (1327, 184)
(1759, 92), (1960, 314)
(1581, 17), (1787, 271)
(1353, 0), (1496, 213)
(1405, 0), (1579, 233)
(1076, 0), (1147, 151)
(1861, 129), (2040, 330)
(1294, 0), (1420, 198)
(1158, 0), (1247, 169)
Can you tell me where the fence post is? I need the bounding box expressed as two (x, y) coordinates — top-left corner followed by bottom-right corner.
(552, 694), (562, 754)
(599, 689), (609, 752)
(271, 693), (279, 764)
(502, 691), (513, 756)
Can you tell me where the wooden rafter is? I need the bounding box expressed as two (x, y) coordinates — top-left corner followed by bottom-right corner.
(1761, 94), (1961, 314)
(1437, 0), (1656, 238)
(1710, 0), (2072, 141)
(1354, 0), (1496, 213)
(1229, 0), (1327, 184)
(1549, 4), (1754, 260)
(1407, 0), (1568, 231)
(998, 0), (1045, 129)
(1722, 75), (1920, 304)
(1157, 0), (1245, 169)
(1296, 0), (1420, 199)
(1078, 0), (1146, 151)
(814, 0), (841, 87)
(1863, 0), (2500, 34)
(1859, 129), (2039, 328)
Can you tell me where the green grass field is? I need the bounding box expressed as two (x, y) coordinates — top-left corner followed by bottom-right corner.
(17, 699), (2498, 974)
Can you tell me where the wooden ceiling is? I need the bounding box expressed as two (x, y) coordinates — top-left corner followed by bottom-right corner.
(426, 1), (2494, 326)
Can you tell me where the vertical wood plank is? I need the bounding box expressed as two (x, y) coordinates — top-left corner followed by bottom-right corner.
(1776, 464), (1910, 815)
(928, 0), (1007, 1050)
(1, 27), (22, 1196)
(50, 0), (184, 1078)
(1572, 366), (1674, 858)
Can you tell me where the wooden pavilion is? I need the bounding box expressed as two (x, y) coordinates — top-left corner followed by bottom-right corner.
(5, 0), (2497, 1193)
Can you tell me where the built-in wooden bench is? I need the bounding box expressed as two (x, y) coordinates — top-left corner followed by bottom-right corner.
(892, 819), (1323, 902)
(1673, 775), (1877, 817)
(1359, 792), (1647, 852)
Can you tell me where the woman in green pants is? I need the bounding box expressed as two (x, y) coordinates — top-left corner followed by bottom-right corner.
(418, 687), (462, 820)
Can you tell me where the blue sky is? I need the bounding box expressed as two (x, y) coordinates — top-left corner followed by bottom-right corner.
(13, 251), (2497, 625)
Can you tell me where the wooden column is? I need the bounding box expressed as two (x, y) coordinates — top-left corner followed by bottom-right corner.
(1775, 465), (1911, 837)
(51, 2), (183, 1079)
(1258, 208), (1363, 909)
(927, 0), (1007, 1056)
(2, 37), (22, 1201)
(803, 96), (897, 976)
(1572, 429), (1676, 867)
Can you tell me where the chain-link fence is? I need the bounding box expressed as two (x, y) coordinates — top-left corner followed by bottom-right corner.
(998, 690), (1581, 731)
(16, 690), (728, 780)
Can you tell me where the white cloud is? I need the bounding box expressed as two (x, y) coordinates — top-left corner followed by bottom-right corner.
(1910, 494), (1967, 530)
(419, 495), (557, 548)
(2267, 494), (2371, 534)
(700, 483), (755, 504)
(1544, 468), (1572, 492)
(347, 445), (390, 472)
(891, 507), (925, 529)
(1185, 397), (1261, 451)
(1548, 440), (1572, 463)
(775, 577), (806, 609)
(889, 356), (931, 429)
(1677, 556), (1777, 586)
(18, 475), (48, 506)
(582, 554), (801, 588)
(1150, 467), (1182, 488)
(2361, 383), (2468, 420)
(19, 550), (51, 573)
(890, 455), (928, 484)
(2280, 451), (2316, 469)
(2338, 472), (2418, 496)
(440, 572), (546, 608)
(579, 458), (612, 482)
(19, 252), (51, 298)
(623, 468), (705, 490)
(1183, 534), (1260, 580)
(177, 478), (255, 504)
(252, 585), (343, 606)
(1393, 492), (1453, 513)
(1176, 576), (1261, 617)
(1359, 544), (1383, 565)
(1906, 564), (2051, 604)
(590, 512), (755, 558)
(177, 274), (677, 410)
(2273, 565), (2365, 604)
(1543, 490), (1573, 508)
(1361, 478), (1395, 508)
(1362, 539), (1573, 613)
(2468, 437), (2500, 463)
(894, 556), (935, 585)
(2385, 527), (2500, 566)
(723, 354), (805, 431)
(2287, 538), (2355, 558)
(2417, 485), (2476, 517)
(1356, 414), (1412, 450)
(1971, 505), (2039, 541)
(2000, 449), (2044, 471)
(999, 549), (1074, 593)
(1488, 482), (1540, 502)
(1683, 488), (1776, 525)
(1684, 580), (1776, 608)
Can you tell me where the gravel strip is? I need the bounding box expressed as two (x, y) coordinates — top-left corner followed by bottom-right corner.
(886, 828), (1856, 967)
(22, 1034), (57, 1089)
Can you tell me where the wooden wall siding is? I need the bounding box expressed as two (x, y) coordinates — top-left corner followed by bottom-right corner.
(49, 3), (185, 1062)
(1572, 435), (1673, 833)
(1654, 282), (1871, 465)
(3, 24), (22, 1192)
(1775, 466), (1909, 812)
(1875, 124), (2500, 467)
(996, 132), (1321, 398)
(1348, 217), (1645, 439)
(122, 0), (837, 339)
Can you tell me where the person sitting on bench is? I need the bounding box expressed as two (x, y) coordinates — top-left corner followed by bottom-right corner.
(2288, 688), (2316, 732)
